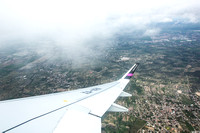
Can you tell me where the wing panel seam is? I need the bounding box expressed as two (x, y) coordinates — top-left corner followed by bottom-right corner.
(3, 81), (120, 133)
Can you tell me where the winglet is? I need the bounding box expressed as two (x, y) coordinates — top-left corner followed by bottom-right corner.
(121, 63), (139, 79)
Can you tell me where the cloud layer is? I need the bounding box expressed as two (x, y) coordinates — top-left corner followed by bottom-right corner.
(0, 0), (200, 61)
(0, 0), (200, 40)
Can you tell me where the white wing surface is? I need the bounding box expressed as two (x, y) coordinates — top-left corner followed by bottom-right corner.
(0, 63), (139, 133)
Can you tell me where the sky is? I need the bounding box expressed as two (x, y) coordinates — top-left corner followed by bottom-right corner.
(0, 0), (200, 61)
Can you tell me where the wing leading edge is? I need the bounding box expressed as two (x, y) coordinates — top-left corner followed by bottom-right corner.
(0, 63), (139, 133)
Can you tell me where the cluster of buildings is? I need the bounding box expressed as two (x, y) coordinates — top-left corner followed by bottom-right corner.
(130, 89), (200, 132)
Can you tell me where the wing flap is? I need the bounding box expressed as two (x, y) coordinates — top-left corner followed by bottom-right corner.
(54, 108), (101, 133)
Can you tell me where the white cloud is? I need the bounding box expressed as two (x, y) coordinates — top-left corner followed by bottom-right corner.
(0, 0), (199, 48)
(144, 28), (161, 36)
(160, 18), (173, 23)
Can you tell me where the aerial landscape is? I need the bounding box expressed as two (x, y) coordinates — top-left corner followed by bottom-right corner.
(0, 0), (200, 132)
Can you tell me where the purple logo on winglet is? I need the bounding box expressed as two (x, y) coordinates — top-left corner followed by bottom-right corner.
(127, 73), (133, 76)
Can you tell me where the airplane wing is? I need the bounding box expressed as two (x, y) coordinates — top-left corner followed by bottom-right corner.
(0, 63), (139, 133)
